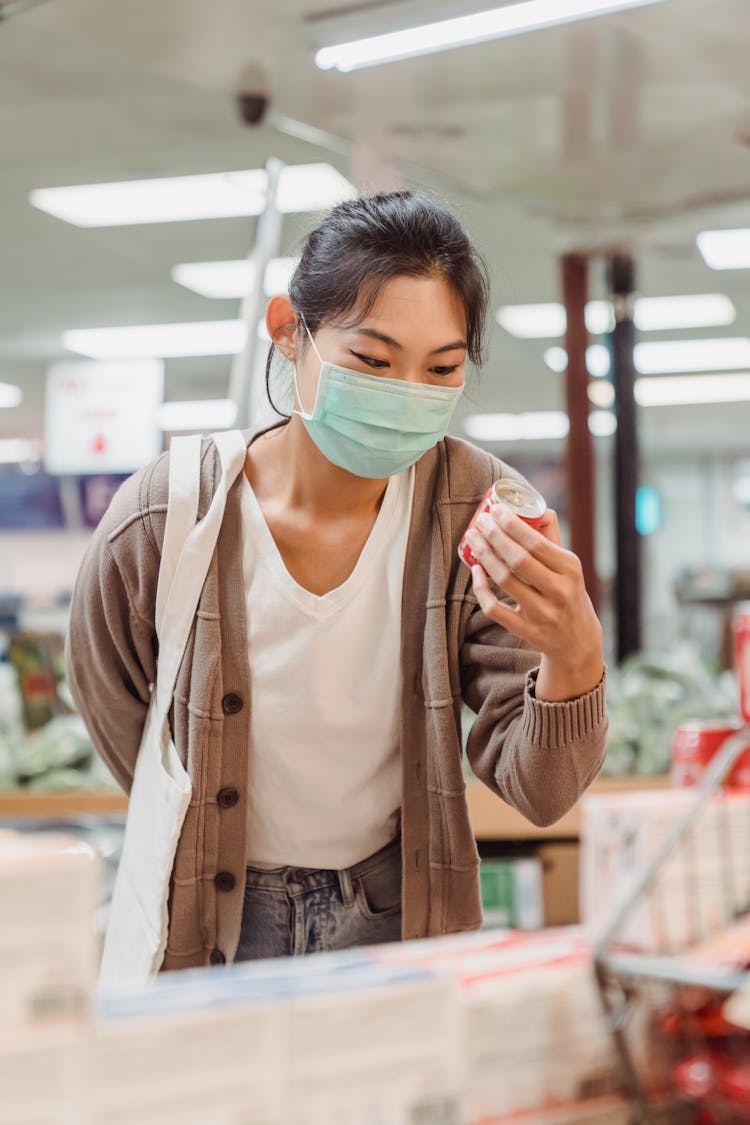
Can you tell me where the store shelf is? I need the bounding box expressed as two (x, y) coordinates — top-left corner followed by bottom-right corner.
(467, 775), (672, 841)
(0, 789), (127, 819)
(0, 777), (672, 836)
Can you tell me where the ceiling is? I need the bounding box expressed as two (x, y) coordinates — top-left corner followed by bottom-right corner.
(2, 0), (750, 462)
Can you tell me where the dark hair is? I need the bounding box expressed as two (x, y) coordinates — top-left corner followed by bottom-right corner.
(265, 190), (490, 417)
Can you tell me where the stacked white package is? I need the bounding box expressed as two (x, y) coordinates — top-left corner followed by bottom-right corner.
(0, 829), (100, 1125)
(93, 950), (462, 1125)
(0, 829), (100, 1024)
(481, 1094), (632, 1124)
(0, 1023), (90, 1125)
(277, 954), (460, 1124)
(581, 789), (750, 953)
(92, 983), (281, 1125)
(375, 927), (621, 1124)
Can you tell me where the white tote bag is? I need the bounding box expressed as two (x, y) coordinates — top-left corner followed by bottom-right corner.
(99, 429), (248, 984)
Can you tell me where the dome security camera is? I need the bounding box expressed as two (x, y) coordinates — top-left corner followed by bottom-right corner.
(235, 63), (270, 127)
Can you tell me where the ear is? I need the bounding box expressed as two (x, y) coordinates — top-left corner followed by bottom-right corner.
(265, 295), (300, 360)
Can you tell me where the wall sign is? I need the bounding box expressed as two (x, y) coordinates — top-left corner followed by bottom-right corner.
(44, 360), (164, 475)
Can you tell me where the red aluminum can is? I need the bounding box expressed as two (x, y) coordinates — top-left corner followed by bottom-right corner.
(734, 602), (750, 724)
(458, 479), (547, 569)
(671, 720), (750, 790)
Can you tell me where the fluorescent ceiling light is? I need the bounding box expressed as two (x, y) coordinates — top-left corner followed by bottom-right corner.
(635, 337), (750, 374)
(464, 374), (750, 442)
(316, 0), (670, 71)
(544, 346), (568, 371)
(590, 372), (750, 406)
(0, 382), (23, 408)
(157, 400), (238, 432)
(697, 229), (750, 270)
(544, 344), (610, 376)
(547, 337), (750, 376)
(463, 411), (570, 442)
(499, 295), (734, 338)
(0, 439), (41, 464)
(30, 164), (356, 228)
(588, 381), (616, 408)
(588, 410), (617, 437)
(171, 257), (297, 300)
(634, 372), (750, 407)
(63, 321), (248, 359)
(498, 301), (611, 337)
(634, 294), (735, 331)
(497, 303), (567, 338)
(462, 409), (619, 442)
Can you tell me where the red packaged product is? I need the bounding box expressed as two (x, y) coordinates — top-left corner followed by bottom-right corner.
(734, 603), (750, 725)
(672, 1053), (717, 1100)
(671, 720), (750, 790)
(716, 1058), (750, 1106)
(458, 479), (547, 569)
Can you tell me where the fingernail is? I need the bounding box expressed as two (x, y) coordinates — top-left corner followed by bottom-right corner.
(477, 514), (492, 533)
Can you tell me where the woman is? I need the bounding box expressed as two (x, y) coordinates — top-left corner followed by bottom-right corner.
(66, 190), (607, 971)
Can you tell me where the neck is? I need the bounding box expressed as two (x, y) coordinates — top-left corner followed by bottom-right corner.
(249, 417), (388, 520)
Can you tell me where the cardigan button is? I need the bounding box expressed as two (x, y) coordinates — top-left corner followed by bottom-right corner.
(222, 693), (244, 715)
(209, 948), (226, 965)
(214, 871), (236, 893)
(217, 787), (239, 809)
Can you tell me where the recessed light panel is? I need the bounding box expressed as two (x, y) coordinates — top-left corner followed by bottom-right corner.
(316, 0), (671, 71)
(31, 165), (355, 228)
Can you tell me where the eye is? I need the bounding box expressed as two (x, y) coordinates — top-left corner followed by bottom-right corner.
(351, 351), (389, 369)
(430, 365), (460, 377)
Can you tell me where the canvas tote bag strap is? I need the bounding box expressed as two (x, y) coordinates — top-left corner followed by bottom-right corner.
(152, 428), (248, 720)
(155, 433), (203, 642)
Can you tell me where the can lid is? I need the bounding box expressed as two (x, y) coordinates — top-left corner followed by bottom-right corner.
(491, 479), (546, 520)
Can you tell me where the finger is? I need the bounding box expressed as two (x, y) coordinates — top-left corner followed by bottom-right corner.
(474, 515), (555, 595)
(471, 565), (536, 643)
(536, 509), (562, 547)
(467, 531), (548, 611)
(486, 505), (571, 575)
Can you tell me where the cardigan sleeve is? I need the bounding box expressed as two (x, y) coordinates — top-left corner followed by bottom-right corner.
(460, 601), (608, 827)
(65, 507), (159, 797)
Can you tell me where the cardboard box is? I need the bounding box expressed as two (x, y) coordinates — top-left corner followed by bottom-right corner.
(537, 842), (580, 927)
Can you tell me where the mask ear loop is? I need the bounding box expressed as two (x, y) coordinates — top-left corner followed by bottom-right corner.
(292, 313), (324, 420)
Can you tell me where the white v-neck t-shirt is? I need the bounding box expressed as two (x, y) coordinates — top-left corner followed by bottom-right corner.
(239, 466), (415, 870)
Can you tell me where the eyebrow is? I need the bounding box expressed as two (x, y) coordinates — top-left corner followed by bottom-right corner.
(350, 327), (467, 355)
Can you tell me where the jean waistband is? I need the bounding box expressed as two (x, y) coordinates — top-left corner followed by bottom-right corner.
(244, 835), (402, 893)
(347, 834), (401, 878)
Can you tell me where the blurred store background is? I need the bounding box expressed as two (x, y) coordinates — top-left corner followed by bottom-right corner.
(3, 3), (750, 1121)
(3, 0), (750, 785)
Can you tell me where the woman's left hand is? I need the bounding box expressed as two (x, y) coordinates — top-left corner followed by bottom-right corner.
(466, 504), (604, 703)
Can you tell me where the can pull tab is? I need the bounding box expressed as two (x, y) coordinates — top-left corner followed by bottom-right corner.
(496, 483), (524, 510)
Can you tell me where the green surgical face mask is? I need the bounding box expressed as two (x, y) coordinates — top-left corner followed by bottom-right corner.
(293, 320), (464, 479)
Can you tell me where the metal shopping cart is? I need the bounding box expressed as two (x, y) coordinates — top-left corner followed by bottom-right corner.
(591, 728), (750, 1125)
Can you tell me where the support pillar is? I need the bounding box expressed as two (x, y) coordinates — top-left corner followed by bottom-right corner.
(229, 157), (284, 430)
(561, 253), (599, 612)
(608, 254), (641, 661)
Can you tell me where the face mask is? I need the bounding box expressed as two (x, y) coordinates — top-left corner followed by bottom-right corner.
(292, 320), (464, 479)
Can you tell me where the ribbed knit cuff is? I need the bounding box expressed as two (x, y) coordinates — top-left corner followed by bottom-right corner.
(521, 666), (608, 749)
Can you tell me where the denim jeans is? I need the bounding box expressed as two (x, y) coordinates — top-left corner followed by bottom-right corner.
(235, 835), (403, 962)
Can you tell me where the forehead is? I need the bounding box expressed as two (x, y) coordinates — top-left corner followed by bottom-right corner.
(339, 274), (467, 339)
